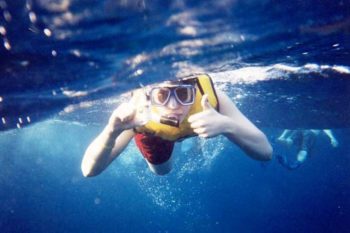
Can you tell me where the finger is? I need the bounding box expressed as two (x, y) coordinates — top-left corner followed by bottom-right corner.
(198, 133), (209, 138)
(190, 120), (205, 129)
(120, 108), (134, 122)
(201, 94), (212, 111)
(193, 127), (206, 135)
(188, 111), (207, 123)
(135, 107), (150, 126)
(111, 109), (123, 122)
(124, 113), (134, 122)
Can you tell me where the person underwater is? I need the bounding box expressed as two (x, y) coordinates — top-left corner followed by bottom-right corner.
(276, 129), (338, 170)
(81, 74), (272, 176)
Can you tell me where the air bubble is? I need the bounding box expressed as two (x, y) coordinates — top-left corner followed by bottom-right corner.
(29, 12), (37, 23)
(3, 38), (11, 50)
(0, 26), (6, 36)
(44, 28), (52, 37)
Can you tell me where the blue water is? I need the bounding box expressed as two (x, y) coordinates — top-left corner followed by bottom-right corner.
(1, 0), (350, 232)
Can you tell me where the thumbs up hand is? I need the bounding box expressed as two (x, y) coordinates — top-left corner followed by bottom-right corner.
(188, 94), (229, 138)
(109, 91), (150, 131)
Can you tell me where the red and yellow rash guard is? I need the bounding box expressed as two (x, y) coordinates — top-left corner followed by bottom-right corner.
(134, 74), (219, 165)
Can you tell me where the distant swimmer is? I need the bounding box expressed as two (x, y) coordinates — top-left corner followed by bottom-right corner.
(276, 129), (338, 170)
(81, 74), (272, 176)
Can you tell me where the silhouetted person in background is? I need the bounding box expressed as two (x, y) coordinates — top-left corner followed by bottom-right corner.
(276, 129), (338, 170)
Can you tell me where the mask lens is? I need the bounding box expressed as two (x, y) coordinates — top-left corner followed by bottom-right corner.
(175, 86), (194, 105)
(151, 87), (171, 105)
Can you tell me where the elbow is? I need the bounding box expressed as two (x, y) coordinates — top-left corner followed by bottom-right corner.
(81, 165), (94, 177)
(259, 132), (273, 161)
(81, 160), (101, 177)
(82, 168), (94, 177)
(249, 137), (273, 161)
(261, 143), (273, 161)
(250, 146), (272, 161)
(258, 135), (273, 161)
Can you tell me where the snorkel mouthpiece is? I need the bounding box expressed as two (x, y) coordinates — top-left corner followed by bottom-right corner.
(160, 116), (179, 127)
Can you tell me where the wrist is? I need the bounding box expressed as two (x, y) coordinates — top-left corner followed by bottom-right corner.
(105, 123), (122, 138)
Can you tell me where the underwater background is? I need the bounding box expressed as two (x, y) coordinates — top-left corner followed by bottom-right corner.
(1, 0), (350, 232)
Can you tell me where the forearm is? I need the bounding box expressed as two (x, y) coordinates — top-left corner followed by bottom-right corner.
(323, 129), (338, 147)
(223, 116), (273, 161)
(213, 89), (272, 160)
(278, 130), (290, 139)
(81, 96), (143, 177)
(81, 124), (122, 177)
(323, 129), (335, 140)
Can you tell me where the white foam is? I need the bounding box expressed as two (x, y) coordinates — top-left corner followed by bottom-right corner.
(332, 65), (350, 74)
(210, 63), (350, 87)
(211, 66), (270, 84)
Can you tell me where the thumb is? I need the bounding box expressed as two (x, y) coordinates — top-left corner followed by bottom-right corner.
(201, 94), (212, 110)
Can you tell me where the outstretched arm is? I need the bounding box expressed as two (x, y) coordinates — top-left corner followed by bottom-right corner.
(278, 130), (291, 140)
(188, 90), (272, 161)
(81, 125), (134, 177)
(81, 91), (149, 177)
(323, 129), (339, 147)
(277, 129), (295, 146)
(216, 90), (273, 160)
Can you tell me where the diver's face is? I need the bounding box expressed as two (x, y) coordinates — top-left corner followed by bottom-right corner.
(150, 84), (195, 123)
(154, 95), (192, 123)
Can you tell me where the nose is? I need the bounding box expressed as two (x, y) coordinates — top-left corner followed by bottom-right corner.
(166, 96), (179, 109)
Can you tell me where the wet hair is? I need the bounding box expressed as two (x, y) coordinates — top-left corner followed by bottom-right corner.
(161, 74), (198, 86)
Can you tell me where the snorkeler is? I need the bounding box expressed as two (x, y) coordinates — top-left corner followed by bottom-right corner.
(276, 129), (338, 170)
(81, 74), (272, 176)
